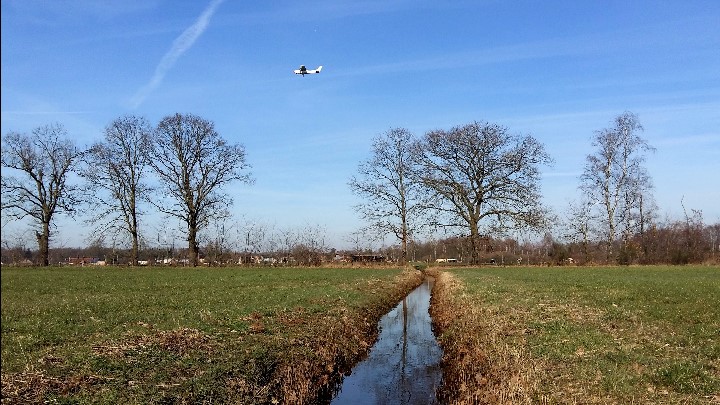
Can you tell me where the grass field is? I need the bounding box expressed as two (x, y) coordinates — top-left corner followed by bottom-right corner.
(1, 266), (422, 403)
(430, 265), (720, 404)
(4, 265), (718, 404)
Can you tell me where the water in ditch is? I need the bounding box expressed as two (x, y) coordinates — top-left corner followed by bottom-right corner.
(330, 277), (443, 404)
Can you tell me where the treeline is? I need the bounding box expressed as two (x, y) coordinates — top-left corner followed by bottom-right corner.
(0, 218), (334, 267)
(406, 218), (719, 266)
(2, 112), (719, 267)
(2, 114), (251, 267)
(3, 214), (717, 266)
(347, 112), (720, 266)
(360, 213), (719, 266)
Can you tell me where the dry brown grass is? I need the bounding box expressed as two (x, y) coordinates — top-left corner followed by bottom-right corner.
(429, 268), (546, 404)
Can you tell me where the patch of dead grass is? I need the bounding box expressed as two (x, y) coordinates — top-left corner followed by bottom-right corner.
(428, 268), (547, 404)
(91, 325), (214, 358)
(1, 370), (115, 404)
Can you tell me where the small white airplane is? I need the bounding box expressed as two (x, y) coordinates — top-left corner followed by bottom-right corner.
(294, 65), (323, 76)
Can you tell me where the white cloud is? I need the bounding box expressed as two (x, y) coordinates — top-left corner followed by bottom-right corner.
(129, 0), (225, 109)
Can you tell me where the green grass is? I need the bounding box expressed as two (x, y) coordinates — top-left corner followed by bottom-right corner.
(1, 266), (418, 403)
(446, 266), (720, 403)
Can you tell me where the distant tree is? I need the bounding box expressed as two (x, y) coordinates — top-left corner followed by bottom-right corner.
(562, 197), (597, 261)
(81, 115), (152, 265)
(677, 199), (706, 264)
(705, 223), (720, 262)
(346, 229), (367, 254)
(1, 124), (83, 266)
(149, 113), (253, 267)
(580, 112), (655, 258)
(202, 218), (235, 265)
(240, 219), (271, 254)
(1, 231), (32, 265)
(273, 225), (298, 260)
(414, 121), (552, 264)
(349, 128), (427, 262)
(292, 223), (328, 266)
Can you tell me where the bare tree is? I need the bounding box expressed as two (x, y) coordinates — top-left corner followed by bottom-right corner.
(414, 121), (552, 264)
(1, 124), (83, 266)
(562, 197), (597, 261)
(580, 112), (654, 257)
(349, 128), (426, 262)
(201, 217), (236, 265)
(705, 223), (720, 261)
(149, 113), (252, 267)
(1, 230), (33, 265)
(81, 115), (152, 265)
(346, 229), (368, 254)
(293, 223), (328, 266)
(240, 219), (271, 254)
(274, 225), (299, 261)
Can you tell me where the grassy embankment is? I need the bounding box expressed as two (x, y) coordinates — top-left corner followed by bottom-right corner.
(1, 266), (422, 403)
(430, 265), (720, 404)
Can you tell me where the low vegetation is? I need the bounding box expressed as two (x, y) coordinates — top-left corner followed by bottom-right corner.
(1, 266), (422, 403)
(430, 266), (720, 404)
(4, 264), (718, 404)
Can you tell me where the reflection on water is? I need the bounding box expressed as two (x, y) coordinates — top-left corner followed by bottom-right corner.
(331, 278), (443, 404)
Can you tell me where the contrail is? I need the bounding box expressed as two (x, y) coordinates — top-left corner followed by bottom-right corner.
(130, 0), (225, 109)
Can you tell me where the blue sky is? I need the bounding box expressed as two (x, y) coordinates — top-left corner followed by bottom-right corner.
(2, 0), (719, 250)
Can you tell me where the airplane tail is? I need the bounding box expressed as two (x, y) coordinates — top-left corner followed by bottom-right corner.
(316, 66), (323, 72)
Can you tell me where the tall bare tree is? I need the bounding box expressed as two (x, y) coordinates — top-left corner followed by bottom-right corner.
(149, 113), (252, 266)
(81, 115), (152, 265)
(414, 121), (552, 264)
(580, 111), (654, 256)
(1, 124), (83, 266)
(348, 128), (426, 262)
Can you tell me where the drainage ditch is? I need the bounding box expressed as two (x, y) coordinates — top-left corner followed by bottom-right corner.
(330, 277), (443, 404)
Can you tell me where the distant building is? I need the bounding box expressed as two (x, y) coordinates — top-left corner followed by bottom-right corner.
(67, 257), (99, 266)
(349, 254), (385, 263)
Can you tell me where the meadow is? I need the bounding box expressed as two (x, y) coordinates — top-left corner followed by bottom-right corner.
(1, 266), (422, 403)
(430, 265), (720, 404)
(4, 265), (718, 404)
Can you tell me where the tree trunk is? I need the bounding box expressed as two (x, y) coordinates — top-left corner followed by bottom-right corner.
(131, 229), (139, 266)
(36, 222), (50, 266)
(401, 219), (408, 263)
(129, 200), (140, 265)
(188, 221), (199, 267)
(469, 222), (481, 265)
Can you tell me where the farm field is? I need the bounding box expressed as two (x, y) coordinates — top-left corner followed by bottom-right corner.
(430, 265), (720, 404)
(1, 266), (422, 403)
